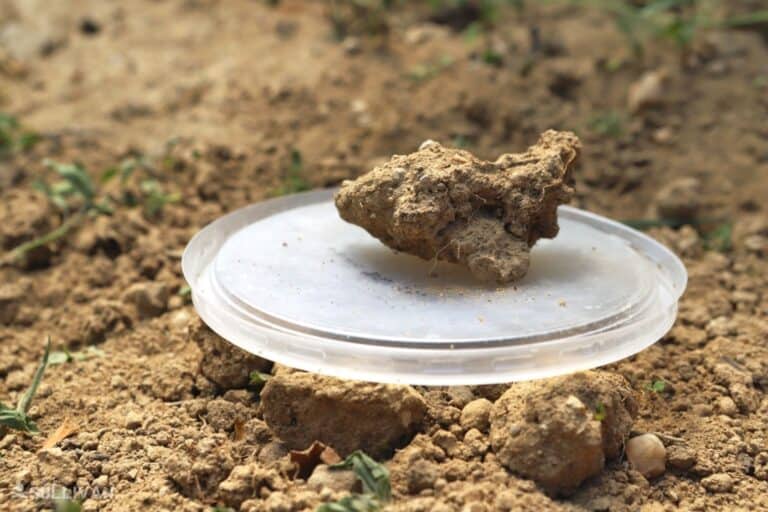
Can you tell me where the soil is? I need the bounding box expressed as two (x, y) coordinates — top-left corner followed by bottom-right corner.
(1, 1), (768, 511)
(335, 130), (580, 283)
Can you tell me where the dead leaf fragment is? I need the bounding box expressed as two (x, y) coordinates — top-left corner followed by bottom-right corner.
(289, 440), (342, 479)
(40, 418), (78, 450)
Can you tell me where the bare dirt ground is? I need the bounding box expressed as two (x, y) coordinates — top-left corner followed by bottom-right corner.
(1, 1), (768, 511)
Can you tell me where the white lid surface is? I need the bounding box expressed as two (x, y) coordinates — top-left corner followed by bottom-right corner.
(183, 189), (686, 385)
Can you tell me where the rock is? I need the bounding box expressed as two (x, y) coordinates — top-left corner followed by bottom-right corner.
(489, 371), (637, 495)
(653, 177), (702, 221)
(123, 281), (169, 319)
(628, 69), (668, 113)
(124, 411), (143, 430)
(0, 282), (23, 325)
(701, 473), (734, 493)
(335, 131), (581, 284)
(460, 399), (492, 432)
(667, 444), (697, 470)
(169, 309), (192, 330)
(744, 235), (767, 255)
(307, 465), (359, 493)
(191, 318), (272, 390)
(261, 373), (427, 458)
(626, 434), (666, 478)
(715, 396), (738, 416)
(218, 463), (282, 508)
(205, 398), (250, 432)
(404, 459), (439, 494)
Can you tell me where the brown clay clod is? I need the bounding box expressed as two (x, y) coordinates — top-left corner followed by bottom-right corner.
(335, 130), (580, 284)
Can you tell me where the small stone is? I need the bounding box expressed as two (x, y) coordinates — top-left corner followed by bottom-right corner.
(404, 459), (439, 494)
(626, 434), (666, 479)
(0, 283), (23, 325)
(715, 396), (738, 417)
(460, 399), (493, 432)
(342, 37), (361, 55)
(692, 403), (713, 417)
(744, 235), (767, 255)
(218, 464), (280, 508)
(701, 473), (734, 493)
(123, 281), (169, 319)
(92, 475), (109, 488)
(628, 69), (667, 113)
(307, 465), (358, 493)
(169, 309), (191, 330)
(666, 445), (697, 470)
(653, 177), (701, 221)
(124, 411), (143, 430)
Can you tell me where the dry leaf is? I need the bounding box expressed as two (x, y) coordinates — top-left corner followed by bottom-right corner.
(289, 440), (341, 479)
(40, 417), (78, 450)
(233, 419), (246, 442)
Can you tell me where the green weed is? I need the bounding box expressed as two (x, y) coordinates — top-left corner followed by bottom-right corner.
(0, 113), (40, 158)
(272, 149), (310, 196)
(645, 379), (667, 393)
(55, 500), (83, 512)
(49, 346), (105, 366)
(249, 371), (273, 393)
(593, 402), (606, 422)
(587, 110), (624, 138)
(407, 55), (454, 82)
(6, 155), (180, 263)
(0, 338), (51, 435)
(318, 451), (391, 511)
(317, 494), (381, 512)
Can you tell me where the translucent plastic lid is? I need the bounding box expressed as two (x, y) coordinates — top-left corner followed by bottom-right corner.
(182, 189), (686, 385)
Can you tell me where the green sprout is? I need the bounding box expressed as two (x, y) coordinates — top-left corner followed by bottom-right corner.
(5, 155), (181, 264)
(593, 403), (606, 422)
(318, 450), (391, 512)
(272, 149), (310, 196)
(6, 161), (112, 264)
(55, 500), (83, 512)
(48, 346), (105, 366)
(317, 494), (381, 512)
(0, 338), (51, 435)
(645, 379), (667, 394)
(249, 371), (273, 394)
(407, 55), (454, 82)
(587, 110), (624, 138)
(0, 113), (40, 158)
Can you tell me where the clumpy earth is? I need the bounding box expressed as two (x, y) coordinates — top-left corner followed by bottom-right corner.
(2, 1), (768, 511)
(335, 130), (580, 283)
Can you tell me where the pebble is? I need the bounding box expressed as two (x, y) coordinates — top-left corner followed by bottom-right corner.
(701, 473), (734, 493)
(715, 396), (739, 417)
(124, 411), (143, 430)
(626, 434), (667, 479)
(666, 445), (697, 470)
(307, 465), (358, 493)
(460, 398), (492, 432)
(628, 69), (667, 113)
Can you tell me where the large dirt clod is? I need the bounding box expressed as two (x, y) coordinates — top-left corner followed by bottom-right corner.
(489, 371), (637, 495)
(260, 373), (428, 458)
(335, 130), (580, 284)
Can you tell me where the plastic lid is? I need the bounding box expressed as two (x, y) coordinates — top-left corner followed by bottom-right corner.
(182, 189), (686, 385)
